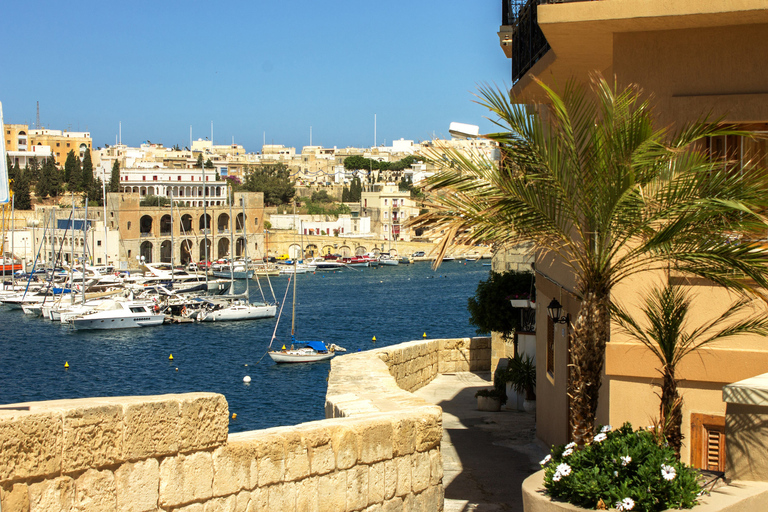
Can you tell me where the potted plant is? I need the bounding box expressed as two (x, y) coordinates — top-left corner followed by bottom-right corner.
(476, 366), (509, 411)
(507, 354), (536, 412)
(475, 387), (505, 411)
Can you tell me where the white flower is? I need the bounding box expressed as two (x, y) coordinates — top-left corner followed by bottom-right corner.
(565, 442), (577, 450)
(601, 425), (612, 433)
(622, 497), (635, 510)
(613, 470), (619, 477)
(552, 472), (562, 482)
(556, 463), (571, 476)
(593, 433), (607, 443)
(661, 464), (677, 481)
(615, 501), (624, 512)
(621, 455), (632, 466)
(540, 454), (552, 465)
(562, 448), (574, 457)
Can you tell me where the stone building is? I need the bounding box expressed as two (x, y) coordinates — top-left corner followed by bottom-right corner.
(107, 191), (265, 267)
(4, 124), (92, 168)
(360, 183), (419, 242)
(500, 0), (768, 469)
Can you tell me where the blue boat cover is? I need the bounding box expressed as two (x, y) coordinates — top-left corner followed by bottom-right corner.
(304, 341), (328, 352)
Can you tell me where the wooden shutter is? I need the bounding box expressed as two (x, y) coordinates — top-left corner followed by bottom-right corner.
(690, 413), (726, 472)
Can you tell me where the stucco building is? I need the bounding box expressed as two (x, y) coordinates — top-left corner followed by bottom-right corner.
(361, 183), (419, 242)
(107, 191), (265, 267)
(499, 0), (768, 469)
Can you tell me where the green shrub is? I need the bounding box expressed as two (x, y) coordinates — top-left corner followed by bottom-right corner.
(541, 423), (700, 512)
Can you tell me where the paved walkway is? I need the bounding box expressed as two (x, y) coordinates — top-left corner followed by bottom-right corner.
(414, 372), (547, 512)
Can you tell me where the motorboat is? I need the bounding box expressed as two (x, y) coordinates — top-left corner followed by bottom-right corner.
(211, 260), (254, 280)
(378, 253), (399, 266)
(305, 257), (345, 271)
(69, 300), (165, 330)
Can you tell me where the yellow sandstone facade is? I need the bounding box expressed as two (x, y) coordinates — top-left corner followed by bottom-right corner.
(499, 0), (768, 468)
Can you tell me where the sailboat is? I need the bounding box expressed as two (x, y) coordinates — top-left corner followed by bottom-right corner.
(267, 206), (336, 363)
(198, 188), (276, 322)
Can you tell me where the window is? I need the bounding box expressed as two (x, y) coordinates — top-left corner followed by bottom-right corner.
(97, 240), (102, 246)
(56, 142), (60, 147)
(384, 199), (388, 206)
(127, 221), (131, 230)
(153, 176), (157, 181)
(691, 413), (726, 472)
(546, 316), (555, 376)
(67, 143), (70, 147)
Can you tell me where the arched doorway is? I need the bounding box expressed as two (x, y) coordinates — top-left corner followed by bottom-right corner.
(236, 213), (245, 231)
(217, 213), (230, 233)
(199, 214), (211, 232)
(339, 245), (352, 257)
(160, 240), (172, 263)
(355, 246), (367, 256)
(322, 245), (335, 256)
(140, 241), (153, 263)
(140, 215), (153, 237)
(181, 214), (193, 233)
(288, 244), (302, 260)
(180, 240), (193, 265)
(160, 215), (172, 236)
(236, 237), (246, 258)
(218, 238), (230, 260)
(305, 244), (318, 257)
(199, 239), (212, 263)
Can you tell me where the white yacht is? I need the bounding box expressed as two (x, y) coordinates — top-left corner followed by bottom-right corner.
(69, 300), (165, 330)
(197, 299), (277, 322)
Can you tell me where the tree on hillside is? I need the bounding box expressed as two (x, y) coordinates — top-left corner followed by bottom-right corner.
(412, 76), (768, 444)
(81, 149), (94, 192)
(241, 164), (295, 206)
(64, 150), (81, 191)
(194, 154), (203, 168)
(36, 157), (61, 198)
(204, 158), (214, 169)
(109, 160), (121, 193)
(27, 157), (41, 183)
(12, 170), (32, 210)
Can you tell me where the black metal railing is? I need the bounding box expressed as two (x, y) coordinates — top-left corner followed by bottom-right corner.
(502, 0), (592, 83)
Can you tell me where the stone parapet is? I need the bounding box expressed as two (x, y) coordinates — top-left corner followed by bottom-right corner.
(0, 337), (488, 511)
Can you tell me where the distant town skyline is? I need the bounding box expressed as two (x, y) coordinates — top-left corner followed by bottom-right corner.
(2, 1), (510, 153)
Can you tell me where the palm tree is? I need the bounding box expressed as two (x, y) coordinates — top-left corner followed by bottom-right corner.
(412, 76), (768, 444)
(613, 284), (768, 457)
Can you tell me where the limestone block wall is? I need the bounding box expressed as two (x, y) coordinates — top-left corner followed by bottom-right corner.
(0, 337), (489, 512)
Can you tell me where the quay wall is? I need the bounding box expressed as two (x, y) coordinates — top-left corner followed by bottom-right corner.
(0, 337), (491, 511)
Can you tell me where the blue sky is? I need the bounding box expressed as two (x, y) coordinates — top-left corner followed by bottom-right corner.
(1, 1), (510, 153)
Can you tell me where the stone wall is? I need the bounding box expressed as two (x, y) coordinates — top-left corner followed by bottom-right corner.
(0, 337), (491, 511)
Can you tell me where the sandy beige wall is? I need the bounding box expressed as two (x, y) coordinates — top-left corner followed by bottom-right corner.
(0, 337), (490, 511)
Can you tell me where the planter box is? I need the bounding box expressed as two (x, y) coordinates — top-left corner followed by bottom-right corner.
(522, 469), (768, 512)
(476, 395), (502, 412)
(510, 299), (535, 309)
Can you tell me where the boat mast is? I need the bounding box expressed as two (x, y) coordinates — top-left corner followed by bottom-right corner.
(83, 198), (87, 304)
(202, 164), (208, 289)
(102, 176), (108, 266)
(228, 185), (235, 295)
(240, 191), (250, 298)
(70, 194), (75, 304)
(291, 203), (297, 338)
(10, 194), (15, 287)
(170, 190), (174, 276)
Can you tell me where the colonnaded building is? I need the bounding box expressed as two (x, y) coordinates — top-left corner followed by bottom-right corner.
(106, 192), (265, 266)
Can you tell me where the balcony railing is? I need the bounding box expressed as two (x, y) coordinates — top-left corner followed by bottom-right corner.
(503, 0), (591, 83)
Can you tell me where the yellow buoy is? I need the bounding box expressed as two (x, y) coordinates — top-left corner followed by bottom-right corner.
(232, 413), (237, 420)
(423, 332), (427, 338)
(169, 354), (174, 361)
(372, 336), (377, 343)
(64, 361), (69, 369)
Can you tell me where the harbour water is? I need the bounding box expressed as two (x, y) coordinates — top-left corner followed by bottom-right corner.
(0, 261), (490, 432)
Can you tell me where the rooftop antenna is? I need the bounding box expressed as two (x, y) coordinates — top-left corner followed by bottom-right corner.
(119, 122), (122, 145)
(189, 125), (192, 149)
(36, 101), (40, 129)
(310, 126), (312, 146)
(374, 114), (377, 147)
(211, 121), (213, 146)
